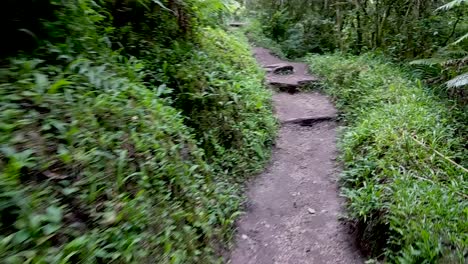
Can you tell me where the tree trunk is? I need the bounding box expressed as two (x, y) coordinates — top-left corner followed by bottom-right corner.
(374, 0), (380, 48)
(354, 0), (363, 52)
(336, 4), (344, 51)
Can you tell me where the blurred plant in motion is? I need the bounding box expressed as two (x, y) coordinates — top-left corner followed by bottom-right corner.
(0, 0), (276, 262)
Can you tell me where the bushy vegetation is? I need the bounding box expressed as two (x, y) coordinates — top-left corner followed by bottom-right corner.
(0, 0), (276, 262)
(246, 0), (467, 58)
(240, 20), (286, 59)
(245, 0), (468, 94)
(307, 54), (467, 263)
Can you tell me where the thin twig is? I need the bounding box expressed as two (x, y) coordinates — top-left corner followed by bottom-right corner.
(400, 135), (468, 199)
(409, 135), (468, 174)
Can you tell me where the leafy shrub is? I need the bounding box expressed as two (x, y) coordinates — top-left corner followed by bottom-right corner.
(0, 0), (276, 263)
(239, 17), (337, 59)
(240, 20), (286, 58)
(171, 28), (277, 177)
(307, 54), (467, 262)
(0, 55), (224, 263)
(278, 17), (337, 58)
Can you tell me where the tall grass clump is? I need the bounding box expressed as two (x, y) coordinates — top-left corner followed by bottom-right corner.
(307, 54), (467, 263)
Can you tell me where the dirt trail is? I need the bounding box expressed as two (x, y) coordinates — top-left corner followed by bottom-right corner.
(228, 48), (362, 264)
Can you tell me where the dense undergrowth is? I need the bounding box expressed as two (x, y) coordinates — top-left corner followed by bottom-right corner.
(240, 20), (286, 59)
(0, 0), (276, 263)
(307, 54), (467, 263)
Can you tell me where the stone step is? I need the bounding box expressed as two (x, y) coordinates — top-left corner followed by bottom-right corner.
(268, 77), (319, 93)
(264, 63), (294, 75)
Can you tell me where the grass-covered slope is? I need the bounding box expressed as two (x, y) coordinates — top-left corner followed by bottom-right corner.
(307, 54), (467, 263)
(168, 29), (277, 178)
(0, 1), (276, 262)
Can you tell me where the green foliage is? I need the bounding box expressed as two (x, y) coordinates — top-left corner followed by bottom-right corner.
(240, 20), (286, 58)
(1, 56), (221, 263)
(410, 48), (468, 90)
(172, 28), (277, 176)
(240, 15), (336, 59)
(242, 0), (467, 102)
(307, 54), (467, 262)
(262, 10), (289, 41)
(410, 0), (468, 97)
(0, 0), (276, 263)
(245, 0), (468, 61)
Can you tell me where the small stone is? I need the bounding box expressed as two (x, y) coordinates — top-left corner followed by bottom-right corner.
(307, 208), (316, 214)
(241, 234), (248, 240)
(264, 63), (294, 74)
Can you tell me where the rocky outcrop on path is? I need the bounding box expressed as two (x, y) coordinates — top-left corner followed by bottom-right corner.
(253, 47), (319, 93)
(229, 22), (247, 27)
(264, 63), (294, 74)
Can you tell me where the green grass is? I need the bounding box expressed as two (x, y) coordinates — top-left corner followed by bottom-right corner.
(306, 53), (467, 263)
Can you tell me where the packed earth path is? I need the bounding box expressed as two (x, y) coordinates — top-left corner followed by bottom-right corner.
(228, 48), (363, 264)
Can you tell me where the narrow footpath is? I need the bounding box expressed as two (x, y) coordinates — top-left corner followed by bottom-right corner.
(229, 48), (363, 264)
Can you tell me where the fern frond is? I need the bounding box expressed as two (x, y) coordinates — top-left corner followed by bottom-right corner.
(436, 0), (468, 11)
(447, 72), (468, 88)
(442, 49), (468, 57)
(452, 32), (468, 45)
(409, 58), (445, 66)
